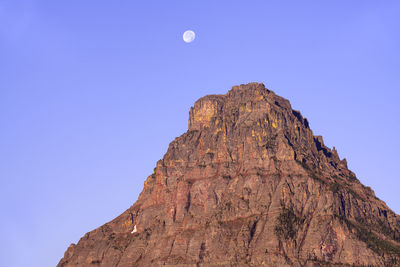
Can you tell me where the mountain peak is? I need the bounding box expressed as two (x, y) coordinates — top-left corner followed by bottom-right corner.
(58, 83), (400, 267)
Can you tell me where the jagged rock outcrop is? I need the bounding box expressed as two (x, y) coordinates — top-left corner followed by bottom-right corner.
(58, 83), (400, 266)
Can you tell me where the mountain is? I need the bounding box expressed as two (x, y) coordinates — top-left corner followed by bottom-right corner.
(58, 83), (400, 266)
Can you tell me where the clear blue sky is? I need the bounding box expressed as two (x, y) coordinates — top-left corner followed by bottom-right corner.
(1, 1), (399, 266)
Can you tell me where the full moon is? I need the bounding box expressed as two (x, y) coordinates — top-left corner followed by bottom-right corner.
(183, 30), (195, 43)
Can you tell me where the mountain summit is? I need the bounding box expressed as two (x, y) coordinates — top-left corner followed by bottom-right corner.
(58, 83), (400, 266)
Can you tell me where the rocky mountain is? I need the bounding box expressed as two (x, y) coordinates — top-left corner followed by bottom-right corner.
(58, 83), (400, 266)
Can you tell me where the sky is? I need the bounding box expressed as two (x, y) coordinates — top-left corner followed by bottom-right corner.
(1, 1), (399, 266)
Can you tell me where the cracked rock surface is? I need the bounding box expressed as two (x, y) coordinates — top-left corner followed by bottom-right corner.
(58, 83), (400, 267)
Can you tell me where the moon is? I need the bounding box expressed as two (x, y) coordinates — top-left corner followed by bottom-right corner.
(183, 30), (195, 43)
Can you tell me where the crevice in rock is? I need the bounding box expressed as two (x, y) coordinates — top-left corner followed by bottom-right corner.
(249, 218), (259, 244)
(185, 190), (191, 212)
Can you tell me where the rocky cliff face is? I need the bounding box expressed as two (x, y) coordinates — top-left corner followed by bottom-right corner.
(58, 83), (400, 266)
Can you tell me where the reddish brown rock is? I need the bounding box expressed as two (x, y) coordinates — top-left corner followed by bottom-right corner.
(58, 83), (400, 266)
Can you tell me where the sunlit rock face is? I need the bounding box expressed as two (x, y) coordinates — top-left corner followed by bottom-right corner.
(58, 83), (400, 267)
